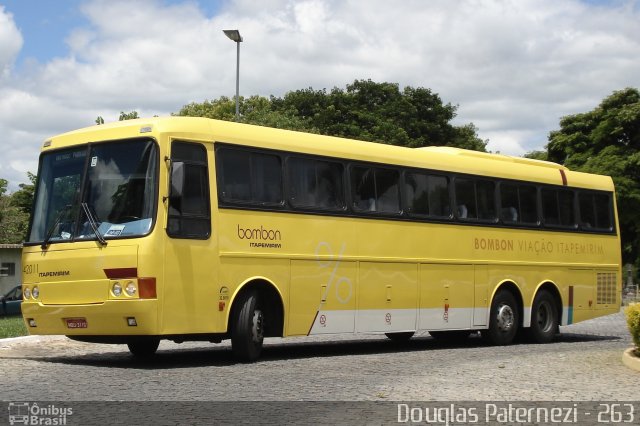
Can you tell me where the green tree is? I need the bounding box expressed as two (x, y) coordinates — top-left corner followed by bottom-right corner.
(10, 172), (36, 216)
(119, 111), (139, 121)
(523, 150), (548, 161)
(0, 176), (33, 244)
(175, 95), (314, 132)
(94, 112), (139, 125)
(546, 87), (640, 266)
(274, 80), (486, 150)
(176, 80), (486, 151)
(176, 96), (237, 120)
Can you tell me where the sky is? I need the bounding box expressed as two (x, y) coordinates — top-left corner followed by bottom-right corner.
(0, 0), (639, 190)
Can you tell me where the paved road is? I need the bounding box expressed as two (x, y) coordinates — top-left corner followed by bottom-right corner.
(0, 310), (636, 424)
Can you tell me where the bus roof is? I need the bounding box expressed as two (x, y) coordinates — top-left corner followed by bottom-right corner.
(43, 116), (614, 192)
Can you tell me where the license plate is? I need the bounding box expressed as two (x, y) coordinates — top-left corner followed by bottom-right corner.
(66, 318), (88, 329)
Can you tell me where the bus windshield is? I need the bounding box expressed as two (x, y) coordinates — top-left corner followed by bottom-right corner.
(28, 139), (158, 245)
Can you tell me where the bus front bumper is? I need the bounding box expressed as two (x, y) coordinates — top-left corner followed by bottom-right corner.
(21, 299), (160, 337)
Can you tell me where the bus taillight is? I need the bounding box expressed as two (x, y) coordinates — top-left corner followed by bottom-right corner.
(138, 278), (157, 299)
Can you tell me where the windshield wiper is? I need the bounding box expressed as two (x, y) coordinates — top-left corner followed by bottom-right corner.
(81, 202), (107, 246)
(41, 204), (73, 250)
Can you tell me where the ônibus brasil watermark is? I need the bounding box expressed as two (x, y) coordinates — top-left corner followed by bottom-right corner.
(7, 402), (73, 426)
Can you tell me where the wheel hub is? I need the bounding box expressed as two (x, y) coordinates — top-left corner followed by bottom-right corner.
(496, 304), (515, 332)
(536, 301), (553, 332)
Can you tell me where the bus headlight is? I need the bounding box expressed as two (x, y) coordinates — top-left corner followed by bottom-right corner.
(24, 287), (31, 300)
(112, 282), (122, 297)
(31, 286), (40, 299)
(125, 281), (137, 297)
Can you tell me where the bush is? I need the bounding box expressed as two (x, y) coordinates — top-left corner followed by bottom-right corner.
(625, 303), (640, 351)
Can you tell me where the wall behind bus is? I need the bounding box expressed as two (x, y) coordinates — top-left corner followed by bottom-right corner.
(0, 245), (22, 294)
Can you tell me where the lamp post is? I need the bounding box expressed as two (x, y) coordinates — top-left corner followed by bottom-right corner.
(223, 29), (243, 122)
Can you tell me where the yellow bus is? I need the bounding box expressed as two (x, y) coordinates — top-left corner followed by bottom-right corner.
(21, 117), (621, 361)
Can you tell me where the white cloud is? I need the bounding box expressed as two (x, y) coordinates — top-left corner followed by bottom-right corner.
(0, 6), (23, 78)
(1, 0), (639, 189)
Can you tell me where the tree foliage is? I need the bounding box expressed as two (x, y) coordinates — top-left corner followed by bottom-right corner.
(177, 96), (313, 132)
(0, 173), (35, 243)
(176, 80), (486, 151)
(119, 111), (139, 121)
(95, 111), (139, 125)
(547, 87), (640, 266)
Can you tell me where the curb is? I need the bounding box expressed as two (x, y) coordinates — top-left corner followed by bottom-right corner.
(0, 335), (66, 346)
(622, 348), (640, 372)
(0, 335), (38, 345)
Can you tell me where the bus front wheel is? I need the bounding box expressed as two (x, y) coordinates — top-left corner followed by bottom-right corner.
(527, 290), (558, 343)
(231, 291), (264, 362)
(482, 290), (519, 345)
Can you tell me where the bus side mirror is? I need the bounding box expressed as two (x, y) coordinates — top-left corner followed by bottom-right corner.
(170, 161), (185, 201)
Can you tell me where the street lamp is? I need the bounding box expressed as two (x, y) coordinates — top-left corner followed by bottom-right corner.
(223, 29), (243, 122)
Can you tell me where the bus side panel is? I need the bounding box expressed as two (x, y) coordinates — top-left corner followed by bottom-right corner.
(417, 264), (474, 331)
(568, 268), (595, 325)
(291, 260), (356, 335)
(355, 262), (417, 333)
(473, 265), (489, 326)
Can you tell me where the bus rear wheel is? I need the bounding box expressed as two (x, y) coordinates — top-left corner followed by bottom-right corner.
(482, 289), (519, 345)
(231, 291), (264, 362)
(127, 339), (160, 358)
(527, 290), (558, 343)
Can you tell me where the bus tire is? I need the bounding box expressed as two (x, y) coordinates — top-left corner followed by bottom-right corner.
(231, 291), (264, 362)
(482, 289), (519, 345)
(127, 339), (159, 358)
(385, 332), (414, 342)
(527, 290), (558, 343)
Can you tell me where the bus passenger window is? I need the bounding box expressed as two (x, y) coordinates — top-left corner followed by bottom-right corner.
(519, 185), (538, 224)
(500, 183), (536, 224)
(454, 178), (477, 219)
(500, 184), (519, 222)
(594, 193), (612, 229)
(288, 157), (344, 210)
(376, 169), (400, 213)
(541, 189), (559, 225)
(558, 189), (575, 227)
(580, 192), (613, 230)
(405, 172), (450, 218)
(217, 148), (283, 206)
(542, 188), (575, 228)
(579, 193), (595, 229)
(351, 166), (400, 214)
(455, 178), (496, 222)
(476, 180), (496, 220)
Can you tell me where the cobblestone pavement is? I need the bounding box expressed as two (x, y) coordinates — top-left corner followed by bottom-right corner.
(0, 310), (636, 403)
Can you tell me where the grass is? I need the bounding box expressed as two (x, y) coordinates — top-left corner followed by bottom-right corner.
(0, 316), (28, 338)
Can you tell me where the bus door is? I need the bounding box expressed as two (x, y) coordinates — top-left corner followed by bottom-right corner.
(162, 140), (218, 334)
